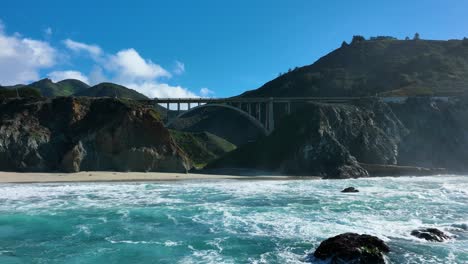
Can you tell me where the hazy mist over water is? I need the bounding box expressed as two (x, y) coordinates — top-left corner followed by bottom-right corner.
(0, 176), (466, 263)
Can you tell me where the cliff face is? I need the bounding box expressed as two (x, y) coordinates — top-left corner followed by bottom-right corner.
(208, 100), (406, 178)
(0, 97), (191, 172)
(210, 97), (468, 178)
(391, 97), (468, 172)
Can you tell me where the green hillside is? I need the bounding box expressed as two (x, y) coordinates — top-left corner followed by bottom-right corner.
(0, 86), (41, 99)
(75, 83), (149, 100)
(57, 79), (90, 94)
(170, 130), (236, 168)
(29, 78), (88, 97)
(242, 37), (468, 97)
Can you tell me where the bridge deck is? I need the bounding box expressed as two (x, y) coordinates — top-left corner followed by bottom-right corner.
(140, 97), (365, 104)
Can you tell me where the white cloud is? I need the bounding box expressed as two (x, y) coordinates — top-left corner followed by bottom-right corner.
(64, 39), (102, 57)
(200, 87), (214, 97)
(125, 81), (198, 98)
(0, 26), (56, 85)
(48, 70), (89, 84)
(108, 49), (170, 81)
(0, 21), (210, 98)
(89, 66), (107, 85)
(173, 60), (185, 75)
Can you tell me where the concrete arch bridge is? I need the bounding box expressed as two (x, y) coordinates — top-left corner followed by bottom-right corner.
(142, 97), (359, 135)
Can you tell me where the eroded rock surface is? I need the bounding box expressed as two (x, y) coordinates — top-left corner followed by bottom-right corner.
(342, 187), (359, 193)
(309, 233), (390, 264)
(0, 97), (191, 172)
(411, 228), (451, 242)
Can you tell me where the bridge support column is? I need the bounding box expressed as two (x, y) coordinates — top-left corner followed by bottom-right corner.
(188, 103), (191, 110)
(166, 102), (170, 121)
(286, 102), (291, 115)
(255, 103), (260, 121)
(177, 103), (180, 114)
(268, 98), (274, 132)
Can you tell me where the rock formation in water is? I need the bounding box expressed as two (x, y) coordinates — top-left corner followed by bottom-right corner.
(0, 97), (191, 172)
(341, 187), (359, 193)
(411, 228), (451, 242)
(309, 233), (390, 264)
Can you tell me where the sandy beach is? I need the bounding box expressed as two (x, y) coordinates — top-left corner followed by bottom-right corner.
(0, 171), (319, 184)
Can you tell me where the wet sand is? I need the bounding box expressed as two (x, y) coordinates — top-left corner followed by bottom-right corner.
(0, 171), (320, 184)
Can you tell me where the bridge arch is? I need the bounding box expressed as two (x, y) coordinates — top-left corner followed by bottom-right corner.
(166, 103), (269, 136)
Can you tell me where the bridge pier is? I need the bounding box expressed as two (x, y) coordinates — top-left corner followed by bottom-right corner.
(268, 98), (274, 132)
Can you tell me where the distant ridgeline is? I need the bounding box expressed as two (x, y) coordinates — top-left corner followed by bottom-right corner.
(0, 79), (147, 100)
(241, 35), (468, 98)
(2, 36), (468, 100)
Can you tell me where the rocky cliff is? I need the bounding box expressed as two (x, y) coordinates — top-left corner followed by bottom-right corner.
(390, 97), (468, 172)
(0, 97), (191, 172)
(208, 97), (467, 178)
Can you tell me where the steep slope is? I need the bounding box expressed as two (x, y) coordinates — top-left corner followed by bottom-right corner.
(75, 83), (148, 100)
(57, 79), (90, 93)
(208, 99), (406, 178)
(29, 78), (88, 97)
(170, 130), (236, 168)
(0, 86), (41, 98)
(0, 97), (190, 172)
(209, 97), (468, 177)
(390, 97), (468, 171)
(242, 38), (468, 98)
(168, 107), (266, 146)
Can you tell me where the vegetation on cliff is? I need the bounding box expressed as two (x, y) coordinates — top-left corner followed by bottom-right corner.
(0, 86), (41, 99)
(242, 37), (468, 98)
(75, 83), (148, 100)
(168, 106), (266, 146)
(170, 130), (236, 168)
(29, 78), (89, 97)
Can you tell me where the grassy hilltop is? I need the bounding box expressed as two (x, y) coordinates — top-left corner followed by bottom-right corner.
(242, 37), (468, 97)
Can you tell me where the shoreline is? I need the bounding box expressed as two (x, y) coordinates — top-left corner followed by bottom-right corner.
(0, 171), (321, 184)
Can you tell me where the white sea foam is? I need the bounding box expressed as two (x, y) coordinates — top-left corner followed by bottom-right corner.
(0, 175), (467, 263)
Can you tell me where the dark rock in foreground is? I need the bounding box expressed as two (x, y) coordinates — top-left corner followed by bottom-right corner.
(411, 228), (451, 242)
(309, 233), (389, 264)
(342, 187), (359, 193)
(0, 97), (191, 172)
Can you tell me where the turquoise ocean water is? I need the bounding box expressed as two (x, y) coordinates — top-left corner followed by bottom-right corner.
(0, 176), (467, 263)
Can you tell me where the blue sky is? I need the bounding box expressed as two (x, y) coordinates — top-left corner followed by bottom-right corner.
(1, 0), (467, 97)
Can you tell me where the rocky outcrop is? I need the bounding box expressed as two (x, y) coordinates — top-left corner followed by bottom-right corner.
(342, 187), (359, 193)
(309, 233), (390, 264)
(391, 97), (468, 172)
(209, 96), (468, 178)
(0, 97), (191, 172)
(411, 228), (451, 242)
(209, 99), (406, 178)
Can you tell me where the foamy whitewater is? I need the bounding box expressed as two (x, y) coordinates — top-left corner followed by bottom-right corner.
(0, 176), (467, 263)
